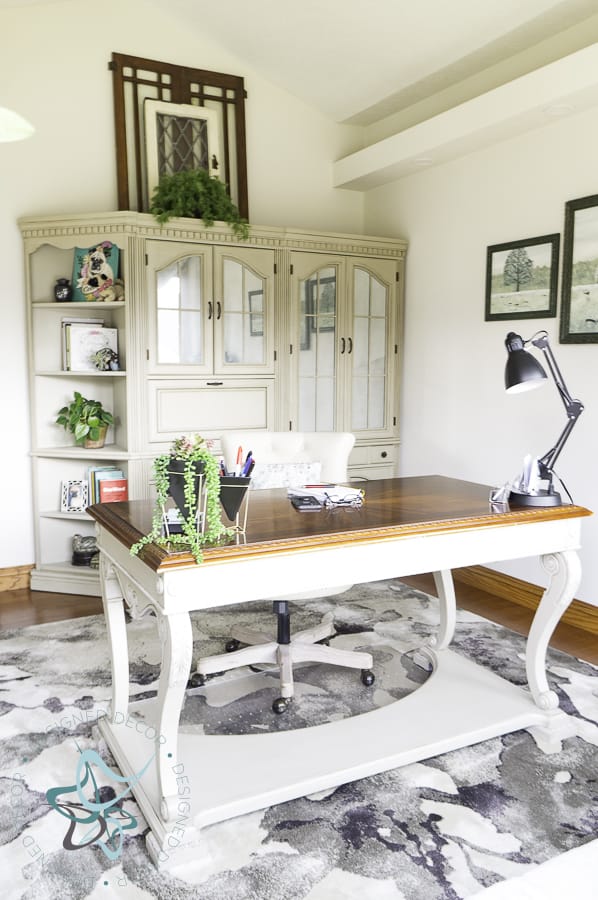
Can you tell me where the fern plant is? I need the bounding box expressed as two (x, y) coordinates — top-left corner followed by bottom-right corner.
(149, 169), (249, 239)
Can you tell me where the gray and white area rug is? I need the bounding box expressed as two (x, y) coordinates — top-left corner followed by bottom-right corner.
(1, 579), (598, 899)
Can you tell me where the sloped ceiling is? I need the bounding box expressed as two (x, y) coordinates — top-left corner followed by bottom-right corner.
(3, 0), (598, 126)
(4, 0), (598, 184)
(152, 0), (598, 125)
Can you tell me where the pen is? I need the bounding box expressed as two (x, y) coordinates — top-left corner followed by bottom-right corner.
(219, 457), (227, 476)
(242, 452), (253, 476)
(235, 446), (243, 476)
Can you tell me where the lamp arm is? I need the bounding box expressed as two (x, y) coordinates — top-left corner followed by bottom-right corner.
(530, 332), (576, 409)
(529, 332), (584, 479)
(537, 411), (582, 480)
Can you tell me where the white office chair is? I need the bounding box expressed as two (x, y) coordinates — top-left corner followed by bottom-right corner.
(192, 431), (375, 713)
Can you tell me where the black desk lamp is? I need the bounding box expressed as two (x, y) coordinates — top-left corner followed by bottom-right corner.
(504, 330), (584, 506)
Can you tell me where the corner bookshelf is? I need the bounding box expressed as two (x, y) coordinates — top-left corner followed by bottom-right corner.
(21, 213), (143, 596)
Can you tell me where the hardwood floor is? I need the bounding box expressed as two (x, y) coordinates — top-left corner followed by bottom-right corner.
(0, 588), (103, 629)
(1, 575), (597, 665)
(401, 573), (598, 666)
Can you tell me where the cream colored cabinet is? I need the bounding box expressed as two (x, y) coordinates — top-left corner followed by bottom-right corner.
(21, 212), (406, 594)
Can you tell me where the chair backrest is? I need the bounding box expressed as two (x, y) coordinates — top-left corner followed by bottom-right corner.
(220, 432), (355, 486)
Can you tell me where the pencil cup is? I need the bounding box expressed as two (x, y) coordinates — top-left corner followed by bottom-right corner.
(219, 475), (251, 535)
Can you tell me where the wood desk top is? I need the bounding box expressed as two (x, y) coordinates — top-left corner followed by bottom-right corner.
(88, 475), (591, 572)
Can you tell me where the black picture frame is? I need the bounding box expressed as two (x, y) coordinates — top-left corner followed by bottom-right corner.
(485, 234), (559, 321)
(560, 193), (598, 343)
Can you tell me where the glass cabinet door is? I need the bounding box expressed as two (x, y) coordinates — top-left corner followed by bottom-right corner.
(297, 263), (339, 431)
(147, 242), (273, 375)
(351, 265), (389, 432)
(292, 253), (397, 437)
(213, 246), (274, 374)
(156, 255), (203, 365)
(147, 240), (213, 374)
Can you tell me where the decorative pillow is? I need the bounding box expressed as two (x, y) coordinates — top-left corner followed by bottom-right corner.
(250, 461), (321, 491)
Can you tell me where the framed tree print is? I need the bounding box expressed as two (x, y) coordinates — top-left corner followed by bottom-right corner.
(485, 234), (559, 321)
(560, 193), (598, 343)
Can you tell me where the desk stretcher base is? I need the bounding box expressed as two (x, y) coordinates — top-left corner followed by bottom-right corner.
(98, 647), (579, 868)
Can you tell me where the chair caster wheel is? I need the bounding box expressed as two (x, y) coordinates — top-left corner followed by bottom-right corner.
(361, 669), (375, 687)
(189, 672), (206, 687)
(225, 639), (241, 653)
(272, 697), (289, 714)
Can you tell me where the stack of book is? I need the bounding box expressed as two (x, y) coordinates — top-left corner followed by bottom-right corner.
(88, 465), (128, 504)
(61, 317), (118, 372)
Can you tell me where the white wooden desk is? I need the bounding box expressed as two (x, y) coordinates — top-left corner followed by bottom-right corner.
(88, 475), (592, 866)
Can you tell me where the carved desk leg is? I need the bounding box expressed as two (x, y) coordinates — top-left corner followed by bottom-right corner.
(430, 569), (457, 650)
(526, 550), (582, 711)
(155, 609), (193, 823)
(100, 557), (130, 721)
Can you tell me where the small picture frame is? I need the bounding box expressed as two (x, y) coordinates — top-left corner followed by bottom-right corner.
(485, 234), (559, 321)
(61, 480), (89, 513)
(305, 275), (336, 332)
(248, 289), (264, 336)
(560, 193), (598, 343)
(71, 241), (120, 302)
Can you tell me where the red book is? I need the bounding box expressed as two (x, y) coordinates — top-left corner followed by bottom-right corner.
(98, 479), (128, 503)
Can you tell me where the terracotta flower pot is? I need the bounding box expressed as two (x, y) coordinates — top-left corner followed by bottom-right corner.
(84, 425), (108, 449)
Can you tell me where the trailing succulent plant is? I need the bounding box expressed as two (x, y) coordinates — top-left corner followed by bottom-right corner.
(130, 434), (231, 564)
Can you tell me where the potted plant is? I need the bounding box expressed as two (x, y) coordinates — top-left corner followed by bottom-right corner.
(91, 347), (119, 371)
(55, 391), (114, 448)
(149, 168), (250, 239)
(130, 434), (231, 564)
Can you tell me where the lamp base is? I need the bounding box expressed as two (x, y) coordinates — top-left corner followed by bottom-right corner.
(508, 489), (562, 507)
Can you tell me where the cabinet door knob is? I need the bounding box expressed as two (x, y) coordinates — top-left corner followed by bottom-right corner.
(206, 381), (223, 386)
(340, 337), (346, 354)
(381, 451), (388, 458)
(347, 337), (353, 354)
(216, 301), (222, 320)
(207, 301), (213, 320)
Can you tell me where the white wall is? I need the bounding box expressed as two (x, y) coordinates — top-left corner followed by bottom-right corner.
(365, 105), (598, 605)
(0, 0), (363, 569)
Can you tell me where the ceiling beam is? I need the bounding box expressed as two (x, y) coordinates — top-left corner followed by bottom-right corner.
(333, 42), (598, 190)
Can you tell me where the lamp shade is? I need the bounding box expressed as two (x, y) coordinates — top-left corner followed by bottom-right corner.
(504, 331), (547, 394)
(0, 106), (35, 142)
